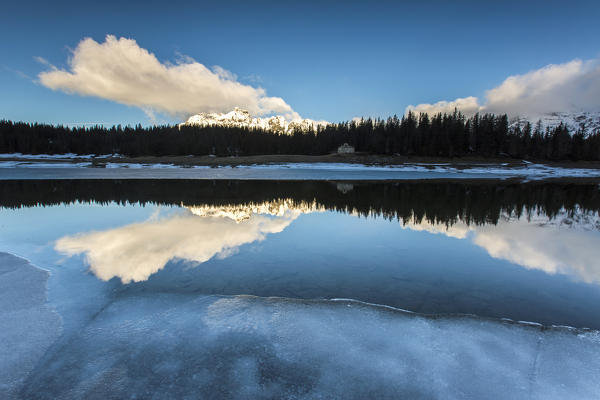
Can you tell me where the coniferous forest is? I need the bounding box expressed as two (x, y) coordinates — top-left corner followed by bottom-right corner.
(1, 111), (600, 160)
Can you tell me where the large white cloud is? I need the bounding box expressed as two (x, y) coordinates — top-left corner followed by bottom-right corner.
(38, 35), (301, 120)
(406, 59), (600, 117)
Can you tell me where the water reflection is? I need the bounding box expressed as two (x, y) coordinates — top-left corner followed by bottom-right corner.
(3, 180), (600, 226)
(404, 210), (600, 283)
(3, 179), (600, 328)
(56, 204), (308, 283)
(3, 179), (600, 284)
(187, 199), (324, 222)
(53, 197), (600, 285)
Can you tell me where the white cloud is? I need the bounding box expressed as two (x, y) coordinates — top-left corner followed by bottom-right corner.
(406, 59), (600, 117)
(34, 56), (53, 67)
(405, 96), (480, 117)
(38, 35), (300, 120)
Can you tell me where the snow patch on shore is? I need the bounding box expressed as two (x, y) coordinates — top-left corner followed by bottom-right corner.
(0, 159), (599, 180)
(0, 153), (120, 160)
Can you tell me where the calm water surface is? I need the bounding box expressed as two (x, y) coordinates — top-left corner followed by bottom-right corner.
(3, 179), (600, 399)
(1, 179), (599, 329)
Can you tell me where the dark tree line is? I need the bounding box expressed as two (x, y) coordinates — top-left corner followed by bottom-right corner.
(2, 179), (598, 227)
(1, 111), (600, 160)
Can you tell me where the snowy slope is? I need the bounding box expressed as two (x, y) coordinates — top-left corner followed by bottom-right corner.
(179, 107), (329, 134)
(181, 108), (600, 135)
(510, 111), (600, 133)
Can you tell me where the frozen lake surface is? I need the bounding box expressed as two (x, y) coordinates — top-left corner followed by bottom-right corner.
(1, 161), (600, 180)
(1, 179), (600, 398)
(12, 283), (600, 400)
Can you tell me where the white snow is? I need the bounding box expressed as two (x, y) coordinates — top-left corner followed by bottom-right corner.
(180, 107), (329, 134)
(104, 162), (179, 169)
(235, 162), (600, 179)
(0, 153), (120, 160)
(0, 161), (93, 168)
(1, 160), (599, 180)
(511, 111), (600, 133)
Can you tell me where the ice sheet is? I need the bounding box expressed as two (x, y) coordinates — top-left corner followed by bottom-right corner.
(0, 253), (62, 400)
(19, 294), (600, 399)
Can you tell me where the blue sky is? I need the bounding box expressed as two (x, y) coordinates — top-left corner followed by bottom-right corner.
(1, 0), (599, 126)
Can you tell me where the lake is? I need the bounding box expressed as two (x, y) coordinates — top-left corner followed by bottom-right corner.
(2, 178), (600, 399)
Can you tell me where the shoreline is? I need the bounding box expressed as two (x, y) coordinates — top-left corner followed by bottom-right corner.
(2, 153), (600, 181)
(2, 153), (600, 169)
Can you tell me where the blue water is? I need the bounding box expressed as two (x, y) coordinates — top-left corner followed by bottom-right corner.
(3, 179), (600, 399)
(2, 200), (599, 330)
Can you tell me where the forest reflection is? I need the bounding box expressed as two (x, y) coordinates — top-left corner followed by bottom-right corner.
(2, 179), (600, 225)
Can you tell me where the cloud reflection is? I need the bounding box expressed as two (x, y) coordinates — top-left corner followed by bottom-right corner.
(56, 200), (600, 285)
(56, 208), (301, 283)
(403, 211), (600, 284)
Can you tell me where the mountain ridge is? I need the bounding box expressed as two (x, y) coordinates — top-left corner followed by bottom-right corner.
(179, 108), (329, 134)
(509, 111), (600, 133)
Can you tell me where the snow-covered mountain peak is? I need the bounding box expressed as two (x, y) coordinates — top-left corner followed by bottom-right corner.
(179, 108), (329, 134)
(510, 111), (600, 134)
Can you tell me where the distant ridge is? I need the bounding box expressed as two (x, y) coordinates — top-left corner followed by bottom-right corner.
(179, 108), (329, 134)
(510, 111), (600, 133)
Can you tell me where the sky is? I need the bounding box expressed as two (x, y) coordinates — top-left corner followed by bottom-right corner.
(1, 0), (600, 126)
